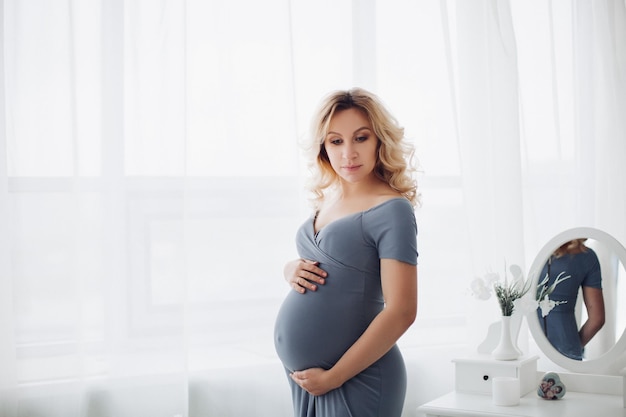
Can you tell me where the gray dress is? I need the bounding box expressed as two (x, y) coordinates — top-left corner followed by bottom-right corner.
(538, 249), (602, 360)
(274, 198), (418, 417)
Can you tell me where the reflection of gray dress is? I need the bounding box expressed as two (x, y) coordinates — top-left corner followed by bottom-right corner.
(274, 198), (418, 417)
(538, 249), (602, 360)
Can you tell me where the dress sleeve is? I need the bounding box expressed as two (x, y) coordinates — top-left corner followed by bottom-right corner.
(363, 198), (418, 265)
(581, 249), (602, 289)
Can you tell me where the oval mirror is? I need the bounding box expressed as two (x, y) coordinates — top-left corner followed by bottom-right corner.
(527, 227), (626, 374)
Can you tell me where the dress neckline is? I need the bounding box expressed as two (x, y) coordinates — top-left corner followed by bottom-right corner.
(313, 197), (406, 236)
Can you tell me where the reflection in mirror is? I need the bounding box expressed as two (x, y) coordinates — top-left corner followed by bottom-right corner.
(537, 238), (615, 361)
(583, 239), (626, 359)
(527, 227), (626, 375)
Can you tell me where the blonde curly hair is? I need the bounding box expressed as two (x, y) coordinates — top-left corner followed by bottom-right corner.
(554, 239), (589, 257)
(304, 88), (419, 209)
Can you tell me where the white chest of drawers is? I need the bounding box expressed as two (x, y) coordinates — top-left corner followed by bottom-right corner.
(453, 355), (538, 396)
(419, 355), (625, 417)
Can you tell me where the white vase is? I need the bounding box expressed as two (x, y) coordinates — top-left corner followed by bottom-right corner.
(492, 316), (520, 360)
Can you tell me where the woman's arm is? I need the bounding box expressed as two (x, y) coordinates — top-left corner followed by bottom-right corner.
(290, 259), (417, 395)
(579, 286), (605, 347)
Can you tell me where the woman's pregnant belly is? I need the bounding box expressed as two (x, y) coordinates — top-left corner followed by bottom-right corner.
(274, 269), (381, 372)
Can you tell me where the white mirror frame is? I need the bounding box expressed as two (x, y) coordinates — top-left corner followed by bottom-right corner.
(527, 227), (626, 374)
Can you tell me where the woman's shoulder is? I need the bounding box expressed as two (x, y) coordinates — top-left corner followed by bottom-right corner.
(362, 197), (416, 234)
(579, 247), (601, 269)
(362, 196), (418, 260)
(365, 196), (413, 214)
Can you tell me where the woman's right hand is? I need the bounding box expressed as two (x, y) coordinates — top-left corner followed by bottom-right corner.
(284, 259), (327, 293)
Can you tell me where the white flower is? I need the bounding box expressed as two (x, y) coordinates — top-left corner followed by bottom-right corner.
(513, 293), (539, 315)
(470, 264), (532, 316)
(469, 263), (569, 318)
(469, 271), (507, 301)
(483, 272), (500, 287)
(538, 295), (567, 317)
(470, 277), (492, 300)
(535, 271), (570, 317)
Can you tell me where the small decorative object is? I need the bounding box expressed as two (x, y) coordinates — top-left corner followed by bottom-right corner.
(492, 377), (520, 406)
(471, 263), (532, 360)
(536, 271), (570, 317)
(491, 315), (520, 360)
(537, 372), (566, 400)
(470, 262), (572, 361)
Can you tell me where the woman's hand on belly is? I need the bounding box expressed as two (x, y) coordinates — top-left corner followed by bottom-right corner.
(290, 367), (341, 397)
(284, 258), (327, 293)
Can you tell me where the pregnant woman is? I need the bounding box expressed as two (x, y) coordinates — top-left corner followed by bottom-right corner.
(539, 239), (605, 360)
(274, 88), (419, 417)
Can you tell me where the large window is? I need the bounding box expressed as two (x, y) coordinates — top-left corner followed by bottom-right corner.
(2, 0), (625, 404)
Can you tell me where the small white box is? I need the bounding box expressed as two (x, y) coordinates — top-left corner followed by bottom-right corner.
(453, 355), (538, 396)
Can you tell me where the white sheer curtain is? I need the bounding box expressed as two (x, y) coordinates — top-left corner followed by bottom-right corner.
(443, 0), (626, 351)
(1, 1), (625, 416)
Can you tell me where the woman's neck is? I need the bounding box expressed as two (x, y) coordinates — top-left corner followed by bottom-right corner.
(337, 176), (389, 199)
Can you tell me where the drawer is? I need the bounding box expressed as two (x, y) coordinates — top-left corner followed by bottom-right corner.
(453, 355), (538, 396)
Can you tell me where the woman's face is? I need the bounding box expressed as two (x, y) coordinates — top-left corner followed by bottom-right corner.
(323, 108), (379, 185)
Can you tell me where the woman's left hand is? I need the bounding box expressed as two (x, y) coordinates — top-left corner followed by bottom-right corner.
(290, 368), (341, 396)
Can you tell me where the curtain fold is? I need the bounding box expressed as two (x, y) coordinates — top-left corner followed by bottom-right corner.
(583, 0), (626, 242)
(449, 0), (526, 271)
(0, 2), (18, 416)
